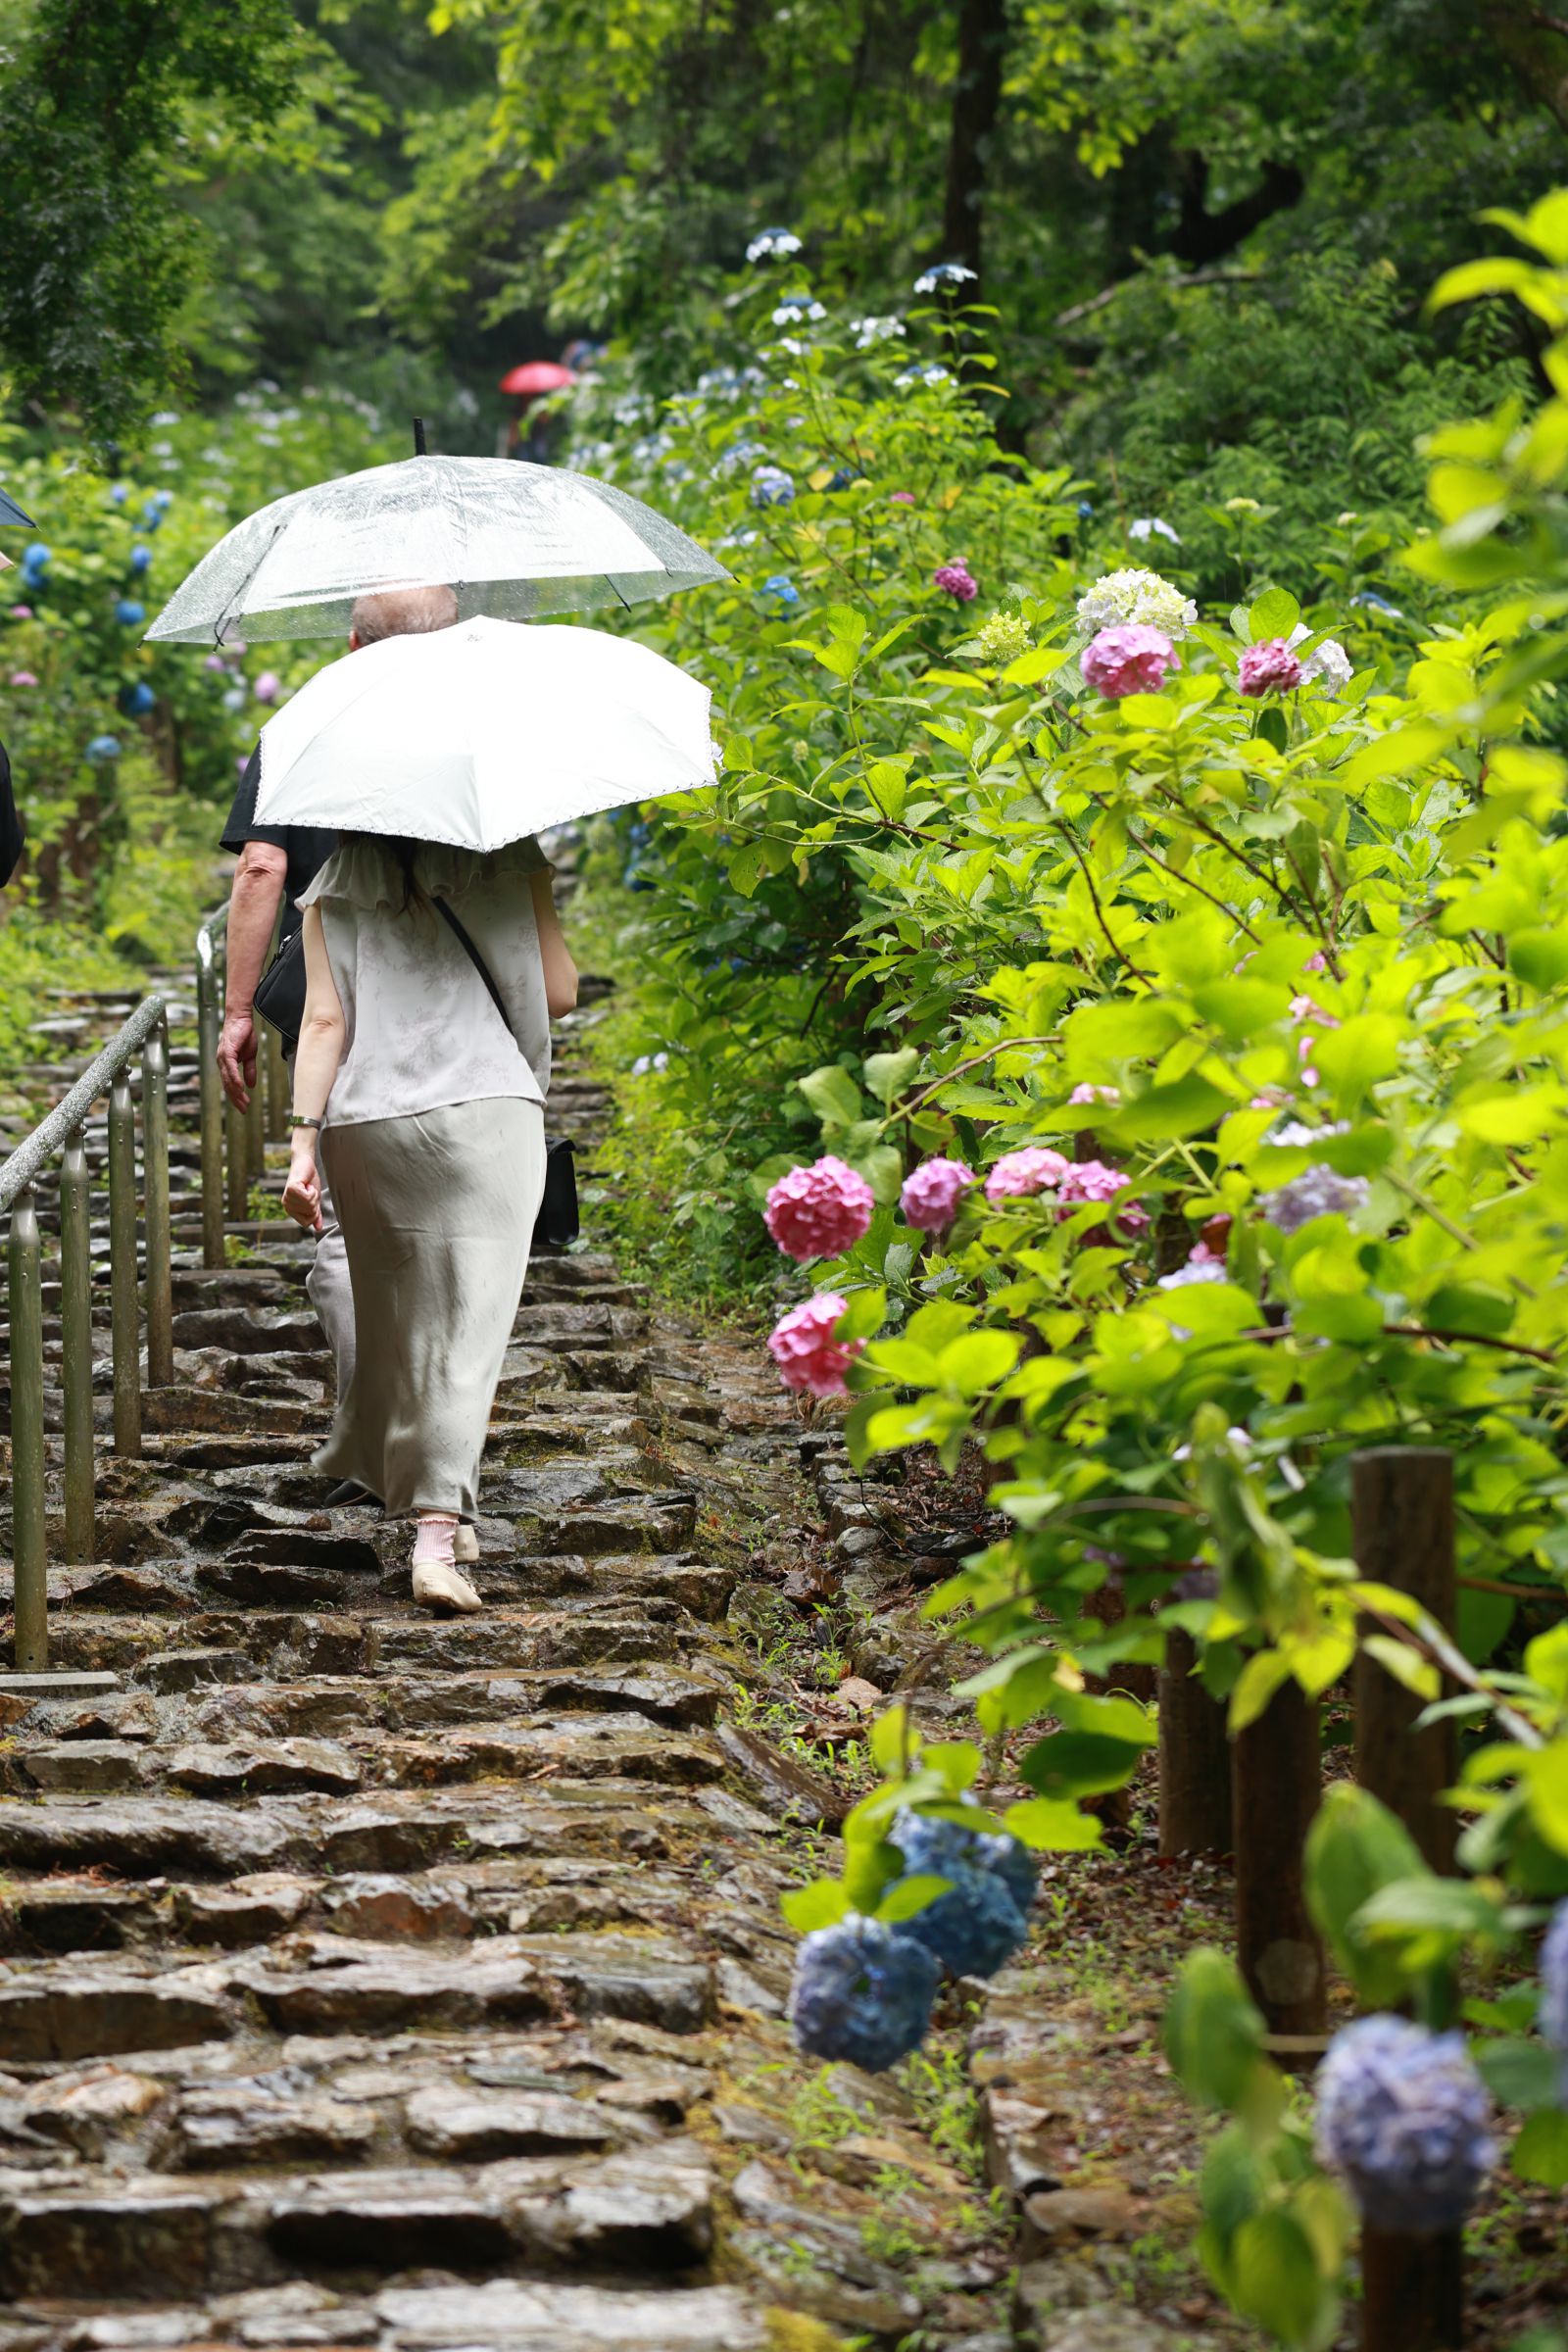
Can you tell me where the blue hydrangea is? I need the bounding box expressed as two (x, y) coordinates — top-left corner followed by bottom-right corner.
(21, 543), (50, 575)
(1314, 2016), (1494, 2233)
(1542, 1900), (1568, 2094)
(888, 1809), (1034, 1980)
(751, 465), (795, 508)
(762, 573), (799, 608)
(118, 682), (156, 716)
(1259, 1164), (1369, 1235)
(128, 544), (153, 573)
(770, 296), (826, 324)
(1350, 590), (1403, 617)
(1077, 500), (1095, 520)
(108, 484), (128, 506)
(789, 1915), (939, 2072)
(115, 599), (145, 627)
(894, 363), (950, 389)
(914, 262), (978, 295)
(746, 227), (803, 264)
(86, 734), (122, 761)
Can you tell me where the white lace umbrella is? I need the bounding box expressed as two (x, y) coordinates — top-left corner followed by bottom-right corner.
(251, 617), (714, 851)
(145, 455), (728, 646)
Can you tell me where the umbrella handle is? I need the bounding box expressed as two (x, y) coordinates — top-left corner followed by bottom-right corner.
(413, 416), (427, 457)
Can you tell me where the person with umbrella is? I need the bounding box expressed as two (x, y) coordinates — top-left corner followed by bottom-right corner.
(256, 611), (712, 1615)
(499, 361), (575, 464)
(0, 487), (37, 888)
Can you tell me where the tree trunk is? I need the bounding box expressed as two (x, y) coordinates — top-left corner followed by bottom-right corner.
(1233, 1680), (1325, 2044)
(1480, 0), (1568, 131)
(1158, 1628), (1232, 1855)
(941, 0), (1009, 278)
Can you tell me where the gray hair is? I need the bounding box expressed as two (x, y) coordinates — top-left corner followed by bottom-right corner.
(350, 583), (460, 643)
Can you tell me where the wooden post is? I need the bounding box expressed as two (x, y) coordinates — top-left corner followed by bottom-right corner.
(1158, 1626), (1232, 1855)
(1233, 1678), (1324, 2040)
(1351, 1446), (1456, 1873)
(1360, 2226), (1462, 2351)
(1351, 1446), (1462, 2350)
(59, 1135), (95, 1566)
(107, 1072), (142, 1458)
(8, 1186), (48, 1670)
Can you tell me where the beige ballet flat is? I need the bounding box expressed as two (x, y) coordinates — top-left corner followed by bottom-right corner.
(412, 1561), (482, 1616)
(454, 1523), (479, 1566)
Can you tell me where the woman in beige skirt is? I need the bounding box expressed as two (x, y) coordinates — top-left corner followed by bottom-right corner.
(280, 831), (577, 1614)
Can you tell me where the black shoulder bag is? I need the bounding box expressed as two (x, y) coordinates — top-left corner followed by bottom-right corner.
(433, 897), (579, 1250)
(253, 923), (307, 1048)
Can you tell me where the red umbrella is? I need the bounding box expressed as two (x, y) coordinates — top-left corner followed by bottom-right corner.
(499, 362), (576, 397)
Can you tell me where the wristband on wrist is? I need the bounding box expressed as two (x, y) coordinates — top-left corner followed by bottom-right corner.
(291, 1115), (325, 1132)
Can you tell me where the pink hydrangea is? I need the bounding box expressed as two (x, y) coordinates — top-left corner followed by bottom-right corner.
(985, 1147), (1071, 1203)
(9, 670), (38, 687)
(253, 670), (281, 704)
(933, 560), (978, 602)
(9, 605), (33, 619)
(763, 1155), (875, 1261)
(1069, 1082), (1119, 1107)
(901, 1155), (975, 1235)
(1081, 624), (1179, 698)
(1238, 638), (1303, 697)
(1058, 1159), (1150, 1236)
(891, 491), (916, 506)
(768, 1293), (861, 1396)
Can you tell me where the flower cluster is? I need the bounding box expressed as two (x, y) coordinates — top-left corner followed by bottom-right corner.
(751, 465), (795, 507)
(1238, 637), (1303, 697)
(1287, 622), (1353, 692)
(1315, 2017), (1494, 2233)
(1542, 1900), (1568, 2094)
(767, 1293), (861, 1396)
(1075, 568), (1198, 641)
(933, 559), (978, 603)
(746, 227), (803, 263)
(901, 1156), (974, 1235)
(851, 315), (905, 348)
(763, 1156), (875, 1260)
(1082, 624), (1180, 699)
(970, 610), (1032, 665)
(788, 1915), (940, 2072)
(771, 297), (826, 325)
(787, 1813), (1037, 2071)
(895, 363), (950, 388)
(914, 262), (977, 294)
(1259, 1162), (1369, 1234)
(985, 1146), (1071, 1201)
(1129, 516), (1180, 545)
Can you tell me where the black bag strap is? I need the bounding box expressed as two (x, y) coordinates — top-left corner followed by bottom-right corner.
(433, 896), (514, 1041)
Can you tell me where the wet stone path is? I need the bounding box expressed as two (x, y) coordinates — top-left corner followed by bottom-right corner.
(0, 974), (980, 2352)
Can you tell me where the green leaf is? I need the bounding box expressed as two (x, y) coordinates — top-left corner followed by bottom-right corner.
(1113, 1073), (1236, 1141)
(1355, 1877), (1506, 1938)
(1229, 1647), (1292, 1733)
(863, 1047), (919, 1107)
(869, 1704), (909, 1773)
(935, 1330), (1021, 1393)
(1474, 2035), (1566, 2113)
(1164, 1946), (1269, 2111)
(780, 1879), (853, 1932)
(875, 1872), (952, 1923)
(1249, 587), (1301, 641)
(1304, 1786), (1429, 2008)
(1232, 2210), (1330, 2345)
(1002, 1795), (1104, 1851)
(798, 1064), (863, 1129)
(1512, 2107), (1568, 2187)
(844, 1388), (897, 1471)
(1019, 1729), (1147, 1799)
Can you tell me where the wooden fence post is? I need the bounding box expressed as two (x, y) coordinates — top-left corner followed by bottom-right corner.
(1233, 1679), (1325, 2042)
(1351, 1446), (1456, 1873)
(1158, 1625), (1232, 1855)
(1351, 1445), (1461, 2351)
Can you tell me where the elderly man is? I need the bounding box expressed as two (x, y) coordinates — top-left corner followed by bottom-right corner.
(217, 584), (460, 1439)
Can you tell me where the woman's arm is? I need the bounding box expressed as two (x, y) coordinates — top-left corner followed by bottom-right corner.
(530, 868), (578, 1018)
(281, 904), (346, 1232)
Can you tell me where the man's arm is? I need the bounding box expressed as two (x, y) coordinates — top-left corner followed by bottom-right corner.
(218, 841), (287, 1110)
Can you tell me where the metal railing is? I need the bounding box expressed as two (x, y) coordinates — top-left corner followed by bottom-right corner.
(195, 899), (288, 1265)
(0, 996), (172, 1670)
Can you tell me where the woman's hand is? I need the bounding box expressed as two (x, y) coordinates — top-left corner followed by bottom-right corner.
(282, 1139), (323, 1232)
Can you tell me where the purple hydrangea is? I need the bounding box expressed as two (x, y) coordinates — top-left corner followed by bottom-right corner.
(888, 1809), (1034, 1980)
(1259, 1164), (1369, 1234)
(900, 1155), (975, 1236)
(933, 560), (978, 602)
(789, 1914), (940, 2072)
(1542, 1900), (1568, 2094)
(1315, 2016), (1494, 2233)
(1239, 638), (1304, 697)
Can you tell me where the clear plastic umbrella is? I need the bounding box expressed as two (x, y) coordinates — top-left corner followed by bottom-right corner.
(145, 455), (728, 646)
(251, 616), (714, 850)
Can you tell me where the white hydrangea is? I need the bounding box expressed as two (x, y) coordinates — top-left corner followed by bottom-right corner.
(852, 316), (906, 348)
(1075, 567), (1198, 641)
(1130, 516), (1180, 546)
(1287, 623), (1353, 694)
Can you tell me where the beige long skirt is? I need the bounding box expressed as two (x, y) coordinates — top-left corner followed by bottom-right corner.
(315, 1097), (546, 1518)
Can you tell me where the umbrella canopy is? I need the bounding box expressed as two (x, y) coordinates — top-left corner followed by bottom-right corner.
(0, 486), (37, 529)
(499, 362), (575, 397)
(252, 615), (714, 851)
(145, 455), (728, 646)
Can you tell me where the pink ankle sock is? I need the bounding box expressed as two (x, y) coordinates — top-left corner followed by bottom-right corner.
(412, 1514), (459, 1567)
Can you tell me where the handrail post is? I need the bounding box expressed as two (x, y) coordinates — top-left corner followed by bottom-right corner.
(108, 1070), (142, 1456)
(60, 1133), (95, 1565)
(8, 1185), (48, 1669)
(265, 1023), (288, 1141)
(197, 928), (225, 1268)
(245, 1068), (266, 1181)
(225, 1094), (249, 1219)
(143, 1015), (173, 1389)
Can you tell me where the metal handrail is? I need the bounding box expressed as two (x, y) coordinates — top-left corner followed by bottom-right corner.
(2, 996), (173, 1672)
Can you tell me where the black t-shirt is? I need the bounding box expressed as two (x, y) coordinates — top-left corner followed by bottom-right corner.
(220, 748), (338, 942)
(0, 739), (23, 888)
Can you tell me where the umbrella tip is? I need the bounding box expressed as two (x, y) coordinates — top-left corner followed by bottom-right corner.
(413, 416), (427, 457)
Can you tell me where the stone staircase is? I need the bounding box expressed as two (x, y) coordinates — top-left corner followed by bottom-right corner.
(0, 977), (887, 2352)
